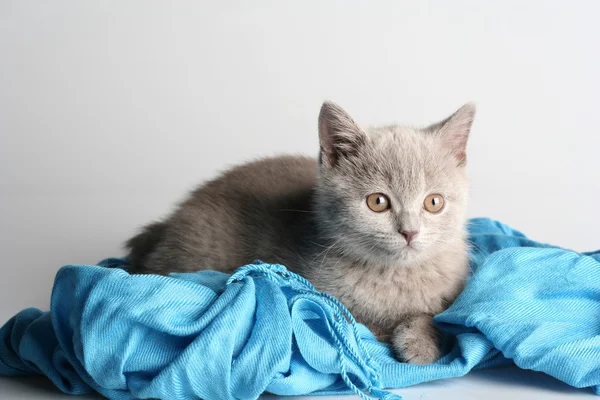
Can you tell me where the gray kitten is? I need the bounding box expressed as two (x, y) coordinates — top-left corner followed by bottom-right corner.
(126, 101), (475, 364)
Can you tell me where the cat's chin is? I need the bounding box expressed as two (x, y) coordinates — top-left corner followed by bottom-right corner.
(393, 249), (430, 267)
(362, 245), (432, 268)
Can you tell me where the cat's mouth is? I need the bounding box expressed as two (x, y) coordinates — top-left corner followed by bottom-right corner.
(399, 244), (420, 257)
(379, 241), (424, 260)
(393, 238), (422, 252)
(344, 234), (426, 265)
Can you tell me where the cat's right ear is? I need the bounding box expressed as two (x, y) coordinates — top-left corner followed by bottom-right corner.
(427, 103), (476, 167)
(318, 101), (367, 168)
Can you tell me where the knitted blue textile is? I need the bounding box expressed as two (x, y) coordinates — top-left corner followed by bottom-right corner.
(1, 218), (599, 399)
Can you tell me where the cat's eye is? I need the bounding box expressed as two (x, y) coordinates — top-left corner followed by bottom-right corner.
(366, 193), (391, 212)
(424, 194), (445, 213)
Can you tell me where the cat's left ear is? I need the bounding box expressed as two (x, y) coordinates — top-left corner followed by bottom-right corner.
(428, 103), (476, 167)
(318, 101), (367, 168)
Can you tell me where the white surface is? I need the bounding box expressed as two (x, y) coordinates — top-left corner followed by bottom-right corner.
(1, 1), (599, 399)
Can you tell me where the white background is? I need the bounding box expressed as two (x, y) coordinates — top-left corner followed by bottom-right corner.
(1, 1), (599, 399)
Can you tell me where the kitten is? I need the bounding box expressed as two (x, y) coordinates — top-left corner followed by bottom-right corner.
(126, 101), (475, 364)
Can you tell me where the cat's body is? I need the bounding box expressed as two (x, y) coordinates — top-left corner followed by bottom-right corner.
(127, 156), (320, 276)
(127, 101), (475, 364)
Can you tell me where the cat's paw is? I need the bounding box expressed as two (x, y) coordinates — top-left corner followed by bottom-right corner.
(391, 314), (441, 365)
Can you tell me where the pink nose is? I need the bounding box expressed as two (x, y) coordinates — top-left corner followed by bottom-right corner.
(400, 230), (419, 245)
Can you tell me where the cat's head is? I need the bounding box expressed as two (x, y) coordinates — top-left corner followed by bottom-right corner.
(314, 101), (475, 267)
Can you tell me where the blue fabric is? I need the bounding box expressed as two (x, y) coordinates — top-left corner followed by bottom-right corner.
(1, 218), (599, 399)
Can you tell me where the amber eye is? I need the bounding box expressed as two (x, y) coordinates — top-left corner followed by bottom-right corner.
(366, 193), (391, 212)
(424, 194), (445, 213)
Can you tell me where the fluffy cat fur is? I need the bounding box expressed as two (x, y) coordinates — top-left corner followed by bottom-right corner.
(126, 101), (475, 364)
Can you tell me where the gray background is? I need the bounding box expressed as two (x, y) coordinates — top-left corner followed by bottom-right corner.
(1, 1), (599, 399)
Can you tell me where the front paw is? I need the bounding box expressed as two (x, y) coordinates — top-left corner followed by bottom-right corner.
(391, 315), (442, 365)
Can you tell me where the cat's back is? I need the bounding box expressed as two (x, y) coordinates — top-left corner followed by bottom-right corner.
(190, 155), (318, 202)
(131, 155), (319, 274)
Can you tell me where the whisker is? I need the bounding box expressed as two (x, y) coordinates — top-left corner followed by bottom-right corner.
(277, 209), (317, 214)
(311, 239), (341, 263)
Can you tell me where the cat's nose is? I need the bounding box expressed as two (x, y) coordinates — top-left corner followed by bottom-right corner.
(400, 230), (419, 245)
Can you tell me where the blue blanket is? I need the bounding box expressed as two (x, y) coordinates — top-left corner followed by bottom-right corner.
(1, 218), (599, 399)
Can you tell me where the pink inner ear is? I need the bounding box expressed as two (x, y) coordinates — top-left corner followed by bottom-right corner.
(444, 131), (468, 165)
